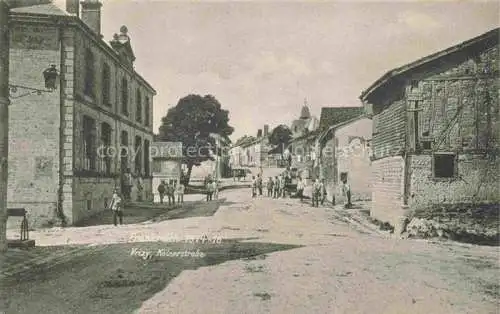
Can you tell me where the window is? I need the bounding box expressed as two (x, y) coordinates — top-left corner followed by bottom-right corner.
(84, 49), (95, 97)
(144, 139), (150, 176)
(134, 136), (142, 175)
(144, 97), (150, 126)
(100, 122), (112, 175)
(136, 89), (142, 123)
(82, 116), (96, 171)
(433, 153), (456, 178)
(121, 78), (129, 116)
(102, 63), (111, 106)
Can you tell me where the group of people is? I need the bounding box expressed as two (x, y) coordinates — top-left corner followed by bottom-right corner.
(121, 168), (144, 202)
(157, 180), (185, 206)
(205, 177), (219, 201)
(251, 174), (289, 198)
(251, 173), (353, 208)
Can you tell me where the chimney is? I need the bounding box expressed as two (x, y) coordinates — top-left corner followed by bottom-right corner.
(264, 125), (269, 136)
(257, 129), (262, 138)
(81, 0), (102, 35)
(66, 0), (79, 16)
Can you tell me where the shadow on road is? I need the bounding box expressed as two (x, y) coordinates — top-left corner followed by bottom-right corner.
(0, 241), (301, 314)
(74, 198), (236, 227)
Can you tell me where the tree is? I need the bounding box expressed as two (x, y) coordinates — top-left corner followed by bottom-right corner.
(157, 94), (234, 185)
(269, 124), (292, 148)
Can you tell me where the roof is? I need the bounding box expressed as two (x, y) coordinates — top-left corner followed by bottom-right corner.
(317, 115), (371, 144)
(319, 106), (364, 130)
(300, 105), (311, 119)
(360, 27), (500, 101)
(9, 1), (157, 95)
(11, 2), (69, 15)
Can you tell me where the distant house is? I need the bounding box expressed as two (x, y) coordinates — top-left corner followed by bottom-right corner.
(315, 107), (370, 202)
(230, 125), (272, 168)
(360, 28), (499, 233)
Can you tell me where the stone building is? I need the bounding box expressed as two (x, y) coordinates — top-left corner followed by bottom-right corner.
(7, 1), (156, 227)
(231, 125), (271, 168)
(360, 28), (499, 233)
(316, 114), (372, 204)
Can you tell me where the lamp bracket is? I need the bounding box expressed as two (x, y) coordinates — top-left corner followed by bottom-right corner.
(8, 84), (54, 99)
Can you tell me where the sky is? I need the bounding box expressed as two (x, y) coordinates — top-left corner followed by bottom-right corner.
(57, 0), (499, 141)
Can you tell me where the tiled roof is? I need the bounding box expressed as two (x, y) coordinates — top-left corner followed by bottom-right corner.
(12, 3), (69, 16)
(319, 107), (364, 130)
(360, 28), (499, 101)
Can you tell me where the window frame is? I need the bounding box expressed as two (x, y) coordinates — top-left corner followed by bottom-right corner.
(121, 77), (129, 116)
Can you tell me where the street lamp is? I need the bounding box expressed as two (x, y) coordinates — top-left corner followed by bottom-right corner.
(8, 65), (59, 99)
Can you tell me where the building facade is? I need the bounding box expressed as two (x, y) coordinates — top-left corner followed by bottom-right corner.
(7, 1), (155, 227)
(317, 116), (372, 203)
(360, 28), (499, 233)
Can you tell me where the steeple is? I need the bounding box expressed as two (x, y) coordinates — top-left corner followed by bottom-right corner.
(300, 98), (311, 119)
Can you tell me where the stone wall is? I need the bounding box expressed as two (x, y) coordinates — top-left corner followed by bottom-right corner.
(409, 154), (500, 210)
(370, 156), (406, 229)
(7, 24), (62, 228)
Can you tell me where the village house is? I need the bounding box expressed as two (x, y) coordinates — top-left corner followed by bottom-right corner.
(315, 107), (371, 204)
(360, 28), (499, 233)
(230, 125), (271, 168)
(7, 1), (156, 227)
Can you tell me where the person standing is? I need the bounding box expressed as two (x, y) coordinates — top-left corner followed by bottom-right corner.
(312, 179), (321, 207)
(212, 180), (219, 200)
(157, 180), (166, 204)
(206, 179), (213, 201)
(122, 168), (133, 201)
(279, 175), (286, 198)
(320, 179), (327, 205)
(273, 176), (279, 198)
(342, 178), (352, 208)
(296, 176), (304, 202)
(136, 174), (144, 202)
(176, 181), (185, 205)
(257, 174), (263, 196)
(251, 176), (257, 198)
(108, 189), (123, 226)
(266, 177), (274, 197)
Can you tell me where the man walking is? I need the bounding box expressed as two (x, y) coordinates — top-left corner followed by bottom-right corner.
(279, 175), (286, 198)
